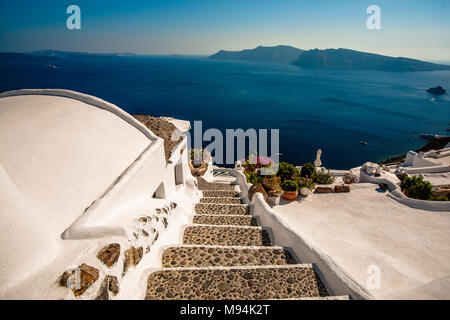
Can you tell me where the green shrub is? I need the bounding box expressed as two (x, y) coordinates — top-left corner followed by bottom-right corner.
(277, 162), (300, 183)
(300, 163), (317, 180)
(399, 175), (413, 192)
(429, 196), (449, 201)
(280, 179), (298, 191)
(314, 168), (336, 185)
(400, 175), (433, 200)
(245, 171), (263, 185)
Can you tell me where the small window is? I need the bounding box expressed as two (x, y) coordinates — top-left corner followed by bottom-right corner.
(174, 160), (184, 185)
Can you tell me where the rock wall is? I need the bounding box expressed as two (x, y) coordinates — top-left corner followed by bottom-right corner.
(58, 202), (178, 299)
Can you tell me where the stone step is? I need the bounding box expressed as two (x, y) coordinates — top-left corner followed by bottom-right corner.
(145, 265), (328, 300)
(202, 190), (240, 198)
(195, 203), (249, 215)
(183, 225), (271, 246)
(199, 197), (242, 204)
(212, 171), (237, 184)
(162, 246), (297, 268)
(213, 170), (234, 177)
(193, 214), (256, 226)
(197, 177), (236, 191)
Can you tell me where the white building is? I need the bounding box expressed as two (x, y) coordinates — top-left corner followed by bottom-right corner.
(0, 89), (195, 299)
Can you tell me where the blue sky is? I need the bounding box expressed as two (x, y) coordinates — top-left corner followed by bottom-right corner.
(0, 0), (449, 60)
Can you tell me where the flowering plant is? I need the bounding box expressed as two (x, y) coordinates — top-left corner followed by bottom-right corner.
(242, 154), (275, 173)
(342, 173), (357, 184)
(280, 179), (298, 191)
(277, 162), (300, 184)
(298, 176), (315, 190)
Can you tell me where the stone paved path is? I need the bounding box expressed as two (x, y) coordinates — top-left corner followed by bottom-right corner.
(146, 171), (345, 300)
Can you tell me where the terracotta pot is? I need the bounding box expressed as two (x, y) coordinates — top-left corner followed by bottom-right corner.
(282, 190), (298, 200)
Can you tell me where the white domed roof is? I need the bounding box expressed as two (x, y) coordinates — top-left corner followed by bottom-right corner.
(0, 90), (156, 292)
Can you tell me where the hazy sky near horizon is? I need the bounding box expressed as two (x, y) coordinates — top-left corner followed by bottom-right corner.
(1, 0), (449, 61)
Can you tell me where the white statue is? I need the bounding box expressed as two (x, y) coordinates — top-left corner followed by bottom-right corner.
(314, 149), (322, 167)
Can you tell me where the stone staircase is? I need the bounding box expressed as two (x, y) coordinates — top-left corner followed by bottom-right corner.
(145, 172), (347, 300)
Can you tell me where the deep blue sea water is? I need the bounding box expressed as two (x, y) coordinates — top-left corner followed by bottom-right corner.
(1, 56), (449, 169)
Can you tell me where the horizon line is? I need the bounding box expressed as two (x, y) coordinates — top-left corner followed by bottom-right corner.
(2, 47), (450, 64)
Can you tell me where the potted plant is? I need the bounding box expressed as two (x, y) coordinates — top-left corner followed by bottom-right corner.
(298, 177), (315, 196)
(263, 176), (283, 206)
(277, 162), (301, 182)
(281, 179), (298, 200)
(189, 149), (211, 176)
(342, 173), (357, 184)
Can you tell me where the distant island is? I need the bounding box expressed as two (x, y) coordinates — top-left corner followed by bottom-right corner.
(0, 50), (136, 62)
(209, 45), (304, 64)
(3, 47), (450, 72)
(209, 46), (450, 72)
(292, 48), (450, 72)
(30, 50), (136, 58)
(0, 52), (60, 61)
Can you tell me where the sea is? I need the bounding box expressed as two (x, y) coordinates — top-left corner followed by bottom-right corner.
(1, 55), (449, 169)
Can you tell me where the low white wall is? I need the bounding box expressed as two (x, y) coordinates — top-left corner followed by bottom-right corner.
(423, 147), (450, 159)
(230, 169), (373, 300)
(404, 151), (437, 167)
(359, 171), (450, 212)
(328, 169), (350, 177)
(404, 165), (450, 174)
(62, 135), (197, 239)
(403, 150), (449, 173)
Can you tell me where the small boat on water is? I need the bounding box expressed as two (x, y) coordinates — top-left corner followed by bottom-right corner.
(360, 141), (368, 145)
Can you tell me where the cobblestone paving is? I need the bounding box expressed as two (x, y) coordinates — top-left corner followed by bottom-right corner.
(145, 266), (328, 300)
(162, 247), (297, 268)
(145, 173), (332, 300)
(203, 190), (240, 198)
(193, 215), (257, 226)
(183, 226), (271, 246)
(195, 203), (249, 215)
(200, 197), (242, 204)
